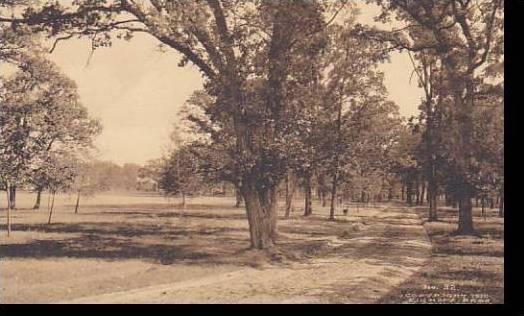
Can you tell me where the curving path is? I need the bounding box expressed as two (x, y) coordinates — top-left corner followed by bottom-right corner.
(59, 206), (432, 304)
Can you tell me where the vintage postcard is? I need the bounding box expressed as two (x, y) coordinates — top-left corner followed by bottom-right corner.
(0, 0), (504, 305)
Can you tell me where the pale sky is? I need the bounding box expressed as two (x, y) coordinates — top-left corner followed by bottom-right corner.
(35, 3), (423, 165)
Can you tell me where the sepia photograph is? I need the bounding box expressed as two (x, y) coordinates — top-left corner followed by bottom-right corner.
(0, 0), (505, 306)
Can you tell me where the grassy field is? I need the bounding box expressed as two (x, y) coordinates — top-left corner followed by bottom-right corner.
(0, 191), (503, 303)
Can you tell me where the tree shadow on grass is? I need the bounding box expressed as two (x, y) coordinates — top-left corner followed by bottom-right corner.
(0, 220), (255, 266)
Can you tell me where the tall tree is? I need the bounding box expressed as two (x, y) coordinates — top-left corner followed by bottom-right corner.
(1, 0), (346, 249)
(1, 52), (100, 234)
(359, 0), (503, 234)
(159, 145), (205, 208)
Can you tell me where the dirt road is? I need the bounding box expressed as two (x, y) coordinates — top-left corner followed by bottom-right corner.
(57, 205), (431, 304)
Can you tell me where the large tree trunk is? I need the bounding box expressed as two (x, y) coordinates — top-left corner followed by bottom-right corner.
(74, 191), (81, 214)
(304, 172), (313, 216)
(427, 162), (438, 221)
(428, 181), (438, 222)
(33, 189), (42, 210)
(241, 181), (278, 249)
(456, 190), (475, 235)
(451, 76), (476, 235)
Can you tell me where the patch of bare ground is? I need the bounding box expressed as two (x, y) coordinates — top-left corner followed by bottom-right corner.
(1, 193), (433, 303)
(378, 206), (504, 304)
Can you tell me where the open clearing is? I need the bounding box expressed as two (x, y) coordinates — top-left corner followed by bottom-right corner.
(0, 192), (503, 303)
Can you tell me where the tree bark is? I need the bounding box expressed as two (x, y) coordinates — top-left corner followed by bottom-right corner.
(240, 181), (278, 249)
(33, 189), (42, 210)
(457, 190), (475, 235)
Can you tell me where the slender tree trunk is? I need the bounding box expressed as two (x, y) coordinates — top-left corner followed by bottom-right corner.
(420, 181), (426, 205)
(329, 174), (338, 221)
(47, 191), (56, 225)
(74, 191), (81, 214)
(6, 182), (11, 237)
(415, 177), (421, 205)
(481, 196), (486, 221)
(33, 189), (42, 210)
(427, 161), (438, 221)
(9, 185), (16, 209)
(181, 193), (186, 209)
(401, 183), (405, 201)
(406, 180), (413, 206)
(321, 191), (327, 207)
(284, 172), (295, 219)
(388, 187), (393, 201)
(498, 188), (504, 218)
(47, 191), (51, 211)
(304, 173), (313, 216)
(235, 185), (243, 208)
